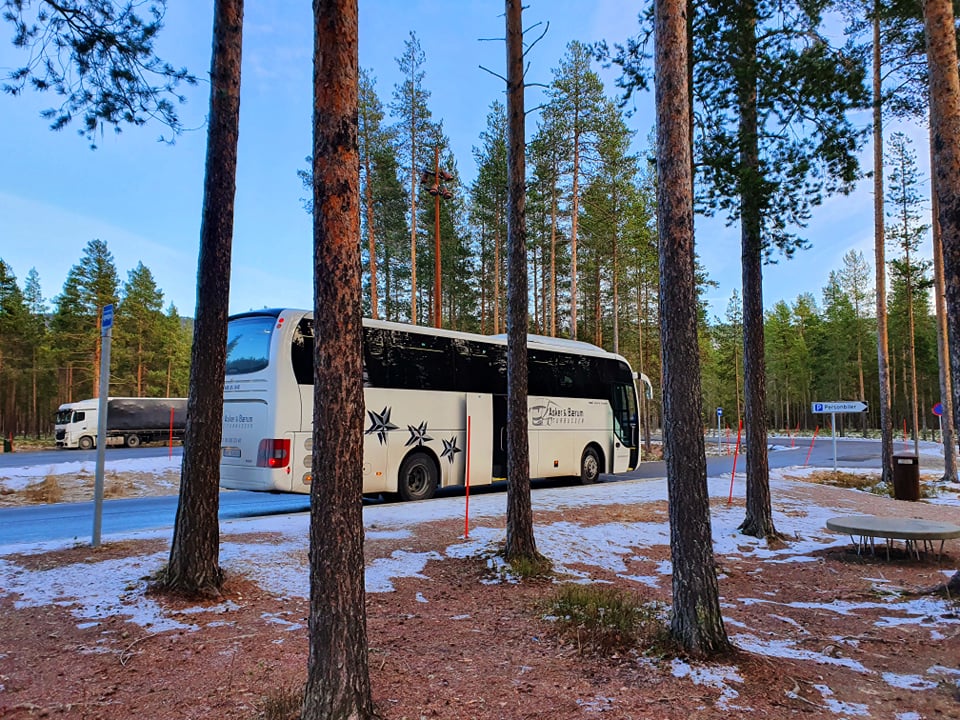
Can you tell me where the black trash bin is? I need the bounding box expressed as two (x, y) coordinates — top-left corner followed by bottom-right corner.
(892, 453), (920, 501)
(2, 434), (10, 453)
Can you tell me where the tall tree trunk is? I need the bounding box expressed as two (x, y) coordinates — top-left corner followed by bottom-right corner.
(363, 124), (378, 320)
(655, 0), (730, 656)
(924, 0), (960, 592)
(302, 0), (376, 717)
(737, 0), (777, 540)
(571, 126), (581, 340)
(930, 128), (957, 480)
(494, 207), (502, 333)
(905, 241), (920, 455)
(409, 104), (418, 324)
(873, 6), (895, 486)
(550, 192), (558, 337)
(162, 0), (243, 597)
(503, 0), (542, 566)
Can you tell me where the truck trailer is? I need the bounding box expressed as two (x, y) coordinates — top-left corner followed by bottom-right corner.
(55, 397), (187, 449)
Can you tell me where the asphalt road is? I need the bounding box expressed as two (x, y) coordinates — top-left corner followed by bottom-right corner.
(0, 444), (183, 469)
(0, 435), (922, 547)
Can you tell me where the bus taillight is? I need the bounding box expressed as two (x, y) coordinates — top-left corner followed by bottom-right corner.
(257, 438), (291, 469)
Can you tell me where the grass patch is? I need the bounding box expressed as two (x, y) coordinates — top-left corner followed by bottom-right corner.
(256, 683), (303, 720)
(545, 583), (669, 655)
(24, 475), (65, 504)
(506, 552), (553, 579)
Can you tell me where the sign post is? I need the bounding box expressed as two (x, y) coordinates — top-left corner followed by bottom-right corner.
(716, 407), (723, 454)
(92, 304), (113, 547)
(933, 402), (944, 444)
(811, 401), (868, 473)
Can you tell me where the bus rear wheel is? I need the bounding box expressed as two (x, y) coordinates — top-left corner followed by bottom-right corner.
(398, 451), (438, 502)
(580, 446), (600, 485)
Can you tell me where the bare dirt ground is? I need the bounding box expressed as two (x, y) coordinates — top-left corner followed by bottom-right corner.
(1, 457), (959, 719)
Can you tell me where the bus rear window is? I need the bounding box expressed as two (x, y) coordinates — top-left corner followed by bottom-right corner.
(226, 316), (276, 375)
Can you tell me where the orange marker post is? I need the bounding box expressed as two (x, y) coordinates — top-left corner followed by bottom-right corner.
(804, 426), (820, 466)
(727, 419), (743, 505)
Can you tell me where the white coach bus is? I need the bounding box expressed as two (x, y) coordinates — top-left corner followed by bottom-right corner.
(219, 308), (649, 500)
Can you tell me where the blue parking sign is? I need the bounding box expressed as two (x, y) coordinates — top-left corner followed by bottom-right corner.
(102, 303), (114, 329)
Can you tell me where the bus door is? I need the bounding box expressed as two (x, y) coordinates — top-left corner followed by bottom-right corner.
(612, 382), (639, 471)
(465, 393), (493, 486)
(492, 394), (507, 479)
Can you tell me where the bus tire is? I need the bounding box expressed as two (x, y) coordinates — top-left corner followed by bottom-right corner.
(125, 434), (141, 448)
(78, 436), (94, 450)
(580, 446), (600, 485)
(398, 451), (438, 502)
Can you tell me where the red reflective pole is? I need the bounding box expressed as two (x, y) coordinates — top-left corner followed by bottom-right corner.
(727, 419), (743, 504)
(804, 426), (820, 466)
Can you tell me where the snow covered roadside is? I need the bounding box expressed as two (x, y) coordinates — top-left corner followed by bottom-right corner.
(1, 450), (959, 716)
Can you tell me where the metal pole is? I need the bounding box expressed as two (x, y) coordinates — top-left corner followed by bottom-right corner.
(717, 412), (722, 454)
(92, 306), (113, 547)
(831, 411), (838, 473)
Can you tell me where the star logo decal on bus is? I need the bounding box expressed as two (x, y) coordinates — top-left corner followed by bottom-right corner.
(365, 406), (398, 445)
(405, 421), (433, 447)
(441, 436), (461, 464)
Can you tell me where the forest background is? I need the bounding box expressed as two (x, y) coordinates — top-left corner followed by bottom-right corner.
(0, 2), (943, 442)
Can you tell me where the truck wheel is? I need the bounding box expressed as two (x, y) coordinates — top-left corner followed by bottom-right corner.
(78, 436), (94, 450)
(580, 446), (600, 485)
(125, 434), (141, 448)
(398, 451), (438, 502)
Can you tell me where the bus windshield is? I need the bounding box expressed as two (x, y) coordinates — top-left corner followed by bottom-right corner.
(225, 316), (276, 375)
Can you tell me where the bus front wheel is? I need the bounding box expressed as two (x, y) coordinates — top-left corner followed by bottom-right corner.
(78, 436), (94, 450)
(580, 447), (600, 485)
(398, 452), (438, 502)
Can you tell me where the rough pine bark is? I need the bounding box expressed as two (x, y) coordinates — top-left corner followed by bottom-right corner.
(301, 1), (376, 718)
(930, 150), (957, 481)
(503, 0), (541, 565)
(923, 0), (960, 591)
(162, 0), (242, 597)
(736, 1), (777, 540)
(654, 0), (731, 657)
(873, 8), (895, 487)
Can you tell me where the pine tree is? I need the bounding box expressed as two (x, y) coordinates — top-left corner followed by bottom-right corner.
(471, 102), (508, 333)
(391, 32), (435, 325)
(696, 0), (867, 539)
(22, 268), (50, 437)
(302, 0), (377, 715)
(546, 41), (605, 340)
(161, 0), (243, 598)
(116, 262), (166, 397)
(654, 0), (731, 657)
(0, 260), (29, 435)
(3, 0), (196, 146)
(885, 132), (929, 454)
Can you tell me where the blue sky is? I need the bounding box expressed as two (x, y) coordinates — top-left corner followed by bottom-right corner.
(0, 1), (932, 322)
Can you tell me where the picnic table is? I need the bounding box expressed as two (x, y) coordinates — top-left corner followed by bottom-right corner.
(825, 515), (960, 560)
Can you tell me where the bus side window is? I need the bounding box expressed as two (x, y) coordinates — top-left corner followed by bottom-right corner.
(291, 318), (314, 386)
(528, 349), (557, 396)
(362, 327), (389, 387)
(390, 332), (455, 391)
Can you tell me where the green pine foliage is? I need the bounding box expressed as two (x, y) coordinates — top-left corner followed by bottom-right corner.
(0, 242), (191, 439)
